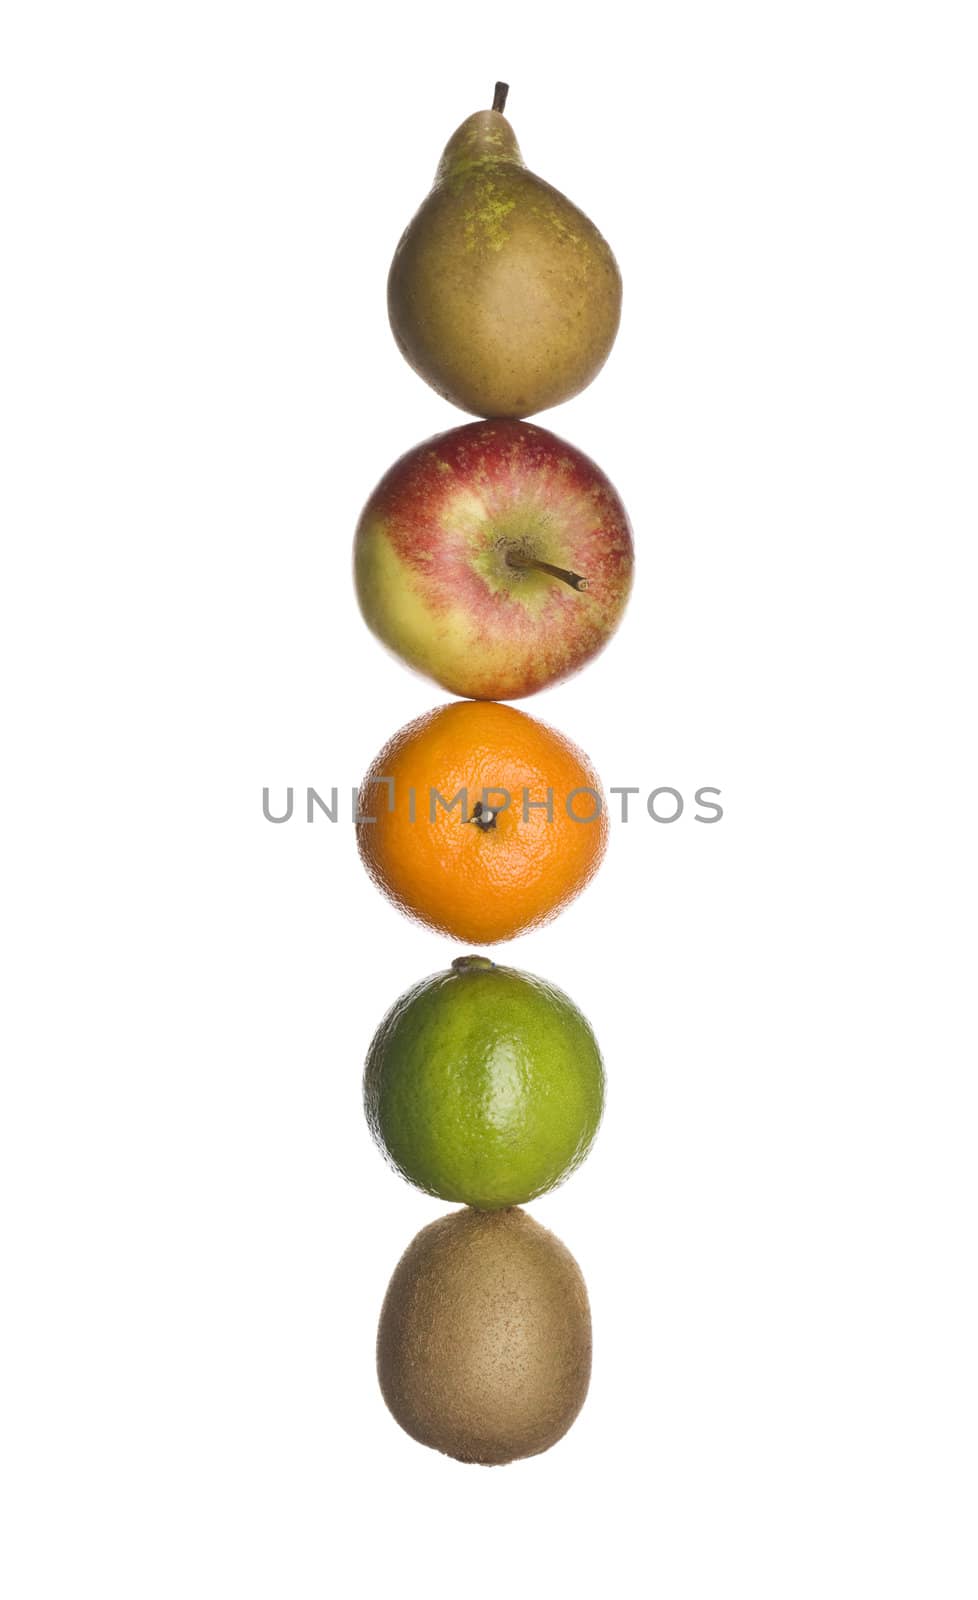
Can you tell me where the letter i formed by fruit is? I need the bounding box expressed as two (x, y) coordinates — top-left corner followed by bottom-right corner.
(359, 84), (626, 1465)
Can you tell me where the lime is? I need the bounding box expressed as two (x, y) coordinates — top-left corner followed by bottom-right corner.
(364, 955), (605, 1209)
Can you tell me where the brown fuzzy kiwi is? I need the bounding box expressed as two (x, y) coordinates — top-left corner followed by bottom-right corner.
(376, 1206), (592, 1465)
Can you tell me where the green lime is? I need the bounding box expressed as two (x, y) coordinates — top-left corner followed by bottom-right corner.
(364, 955), (605, 1210)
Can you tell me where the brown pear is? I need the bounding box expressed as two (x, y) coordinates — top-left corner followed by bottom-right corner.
(377, 1206), (592, 1465)
(388, 84), (622, 419)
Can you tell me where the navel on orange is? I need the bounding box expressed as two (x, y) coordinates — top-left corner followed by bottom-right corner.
(357, 700), (607, 943)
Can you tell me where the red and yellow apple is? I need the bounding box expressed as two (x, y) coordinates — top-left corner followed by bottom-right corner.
(353, 419), (634, 701)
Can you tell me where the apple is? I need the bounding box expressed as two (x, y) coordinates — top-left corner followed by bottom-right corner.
(353, 419), (634, 701)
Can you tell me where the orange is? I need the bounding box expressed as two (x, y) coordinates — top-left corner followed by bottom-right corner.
(357, 700), (607, 943)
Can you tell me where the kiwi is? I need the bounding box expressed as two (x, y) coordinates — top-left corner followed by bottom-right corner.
(376, 1206), (591, 1466)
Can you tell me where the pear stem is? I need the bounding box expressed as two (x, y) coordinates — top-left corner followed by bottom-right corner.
(506, 552), (589, 592)
(492, 82), (510, 114)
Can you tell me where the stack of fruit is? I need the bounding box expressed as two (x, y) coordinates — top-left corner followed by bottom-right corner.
(354, 84), (634, 1465)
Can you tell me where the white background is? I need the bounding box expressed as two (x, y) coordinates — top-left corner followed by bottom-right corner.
(2, 2), (976, 1595)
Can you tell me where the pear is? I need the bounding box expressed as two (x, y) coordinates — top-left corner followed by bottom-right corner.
(388, 84), (622, 419)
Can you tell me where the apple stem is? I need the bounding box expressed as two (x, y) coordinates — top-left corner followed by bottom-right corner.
(506, 552), (589, 592)
(492, 82), (510, 114)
